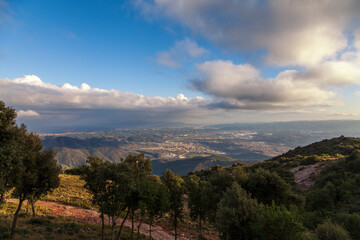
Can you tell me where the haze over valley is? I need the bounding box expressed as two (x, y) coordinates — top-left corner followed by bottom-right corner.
(40, 120), (360, 175)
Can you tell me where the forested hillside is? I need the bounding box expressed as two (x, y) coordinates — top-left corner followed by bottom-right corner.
(2, 99), (360, 240)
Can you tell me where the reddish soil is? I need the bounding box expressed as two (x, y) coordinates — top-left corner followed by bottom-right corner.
(7, 199), (214, 240)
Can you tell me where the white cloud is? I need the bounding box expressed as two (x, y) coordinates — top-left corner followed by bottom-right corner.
(192, 60), (355, 110)
(17, 110), (40, 118)
(156, 38), (207, 67)
(137, 0), (360, 66)
(1, 75), (357, 132)
(0, 75), (216, 130)
(0, 75), (207, 110)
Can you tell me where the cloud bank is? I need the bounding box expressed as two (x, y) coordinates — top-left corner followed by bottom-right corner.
(137, 0), (360, 66)
(0, 75), (211, 131)
(136, 0), (360, 111)
(1, 74), (357, 132)
(1, 75), (206, 110)
(192, 27), (360, 109)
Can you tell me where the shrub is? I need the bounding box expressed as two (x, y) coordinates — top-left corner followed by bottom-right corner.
(315, 220), (352, 240)
(335, 213), (360, 240)
(253, 203), (306, 240)
(216, 182), (259, 240)
(300, 156), (322, 166)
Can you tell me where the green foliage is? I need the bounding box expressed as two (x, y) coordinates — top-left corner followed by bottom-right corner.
(306, 152), (360, 212)
(272, 136), (360, 160)
(30, 148), (61, 202)
(335, 213), (360, 240)
(185, 174), (212, 237)
(205, 167), (234, 223)
(315, 220), (352, 240)
(216, 182), (259, 240)
(0, 101), (25, 202)
(253, 203), (306, 240)
(239, 168), (304, 207)
(138, 175), (169, 222)
(300, 155), (323, 166)
(0, 101), (61, 239)
(63, 167), (83, 175)
(81, 156), (135, 239)
(344, 150), (360, 173)
(161, 169), (184, 239)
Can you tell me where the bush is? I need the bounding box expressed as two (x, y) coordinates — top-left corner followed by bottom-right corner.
(315, 220), (352, 240)
(335, 213), (360, 240)
(216, 182), (259, 240)
(253, 203), (306, 240)
(64, 167), (83, 175)
(345, 150), (360, 173)
(300, 156), (322, 166)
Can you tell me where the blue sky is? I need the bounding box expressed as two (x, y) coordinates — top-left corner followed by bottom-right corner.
(1, 0), (190, 95)
(1, 0), (360, 132)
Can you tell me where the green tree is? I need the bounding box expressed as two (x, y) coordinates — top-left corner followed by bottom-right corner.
(240, 168), (304, 207)
(27, 147), (61, 217)
(206, 168), (234, 223)
(10, 128), (60, 240)
(216, 182), (259, 240)
(316, 220), (352, 240)
(123, 153), (152, 240)
(253, 203), (306, 240)
(82, 157), (135, 240)
(161, 169), (184, 240)
(137, 175), (169, 240)
(0, 101), (21, 203)
(185, 174), (211, 239)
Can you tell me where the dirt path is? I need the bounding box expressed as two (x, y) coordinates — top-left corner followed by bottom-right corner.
(7, 199), (189, 240)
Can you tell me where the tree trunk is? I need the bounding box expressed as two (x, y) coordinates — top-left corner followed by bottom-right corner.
(136, 218), (143, 240)
(100, 213), (105, 240)
(115, 208), (131, 240)
(26, 200), (29, 216)
(10, 197), (24, 240)
(174, 223), (177, 240)
(111, 217), (116, 240)
(149, 219), (152, 240)
(199, 218), (202, 240)
(31, 197), (36, 217)
(0, 192), (4, 204)
(131, 211), (134, 240)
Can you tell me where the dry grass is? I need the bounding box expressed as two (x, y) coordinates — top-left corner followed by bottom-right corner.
(0, 201), (146, 240)
(41, 174), (93, 209)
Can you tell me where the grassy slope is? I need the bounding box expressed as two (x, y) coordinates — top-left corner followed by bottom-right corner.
(0, 174), (146, 240)
(41, 174), (93, 209)
(0, 213), (145, 240)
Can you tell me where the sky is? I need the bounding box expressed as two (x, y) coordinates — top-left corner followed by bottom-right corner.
(1, 0), (360, 132)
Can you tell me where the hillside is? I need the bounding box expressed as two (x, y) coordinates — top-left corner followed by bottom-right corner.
(188, 136), (360, 239)
(3, 136), (360, 240)
(1, 174), (217, 240)
(270, 136), (360, 161)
